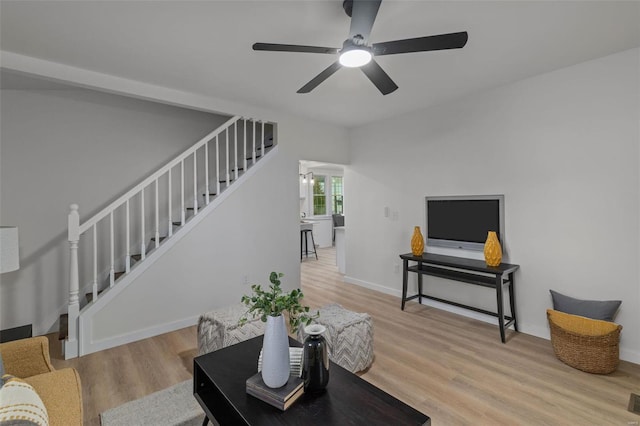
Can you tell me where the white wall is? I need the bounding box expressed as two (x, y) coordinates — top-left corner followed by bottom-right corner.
(87, 148), (300, 345)
(345, 48), (640, 362)
(0, 55), (349, 340)
(0, 88), (229, 334)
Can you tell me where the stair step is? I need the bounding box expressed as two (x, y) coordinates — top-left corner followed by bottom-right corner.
(86, 288), (106, 304)
(150, 236), (167, 243)
(100, 269), (126, 290)
(131, 254), (142, 262)
(256, 138), (274, 150)
(172, 221), (182, 227)
(202, 192), (217, 197)
(245, 146), (273, 161)
(58, 314), (68, 340)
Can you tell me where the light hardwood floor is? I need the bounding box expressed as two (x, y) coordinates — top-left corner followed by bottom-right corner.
(48, 247), (640, 425)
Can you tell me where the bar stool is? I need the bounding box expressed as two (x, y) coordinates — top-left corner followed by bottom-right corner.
(300, 229), (317, 260)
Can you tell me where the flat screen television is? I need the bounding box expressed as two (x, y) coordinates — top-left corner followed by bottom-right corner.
(425, 195), (505, 251)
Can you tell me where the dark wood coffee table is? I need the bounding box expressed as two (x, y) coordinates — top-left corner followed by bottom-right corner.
(193, 336), (430, 425)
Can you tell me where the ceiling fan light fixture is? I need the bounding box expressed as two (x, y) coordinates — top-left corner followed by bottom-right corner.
(339, 47), (372, 68)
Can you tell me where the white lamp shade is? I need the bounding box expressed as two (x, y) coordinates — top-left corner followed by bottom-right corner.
(0, 227), (20, 273)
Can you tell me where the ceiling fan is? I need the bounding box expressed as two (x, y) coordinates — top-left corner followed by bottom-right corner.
(252, 0), (468, 95)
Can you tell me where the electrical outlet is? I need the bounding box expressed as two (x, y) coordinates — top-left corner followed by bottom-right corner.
(392, 211), (399, 221)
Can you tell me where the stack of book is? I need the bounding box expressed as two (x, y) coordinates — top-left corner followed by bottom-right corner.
(246, 373), (304, 411)
(257, 347), (303, 377)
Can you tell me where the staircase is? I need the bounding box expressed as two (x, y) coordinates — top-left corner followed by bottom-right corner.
(61, 116), (276, 358)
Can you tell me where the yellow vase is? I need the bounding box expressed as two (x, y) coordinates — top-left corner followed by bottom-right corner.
(411, 226), (424, 256)
(484, 231), (502, 267)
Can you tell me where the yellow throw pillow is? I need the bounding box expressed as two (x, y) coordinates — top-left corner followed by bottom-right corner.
(0, 374), (49, 426)
(547, 309), (620, 336)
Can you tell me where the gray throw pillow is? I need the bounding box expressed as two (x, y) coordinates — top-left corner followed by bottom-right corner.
(549, 289), (621, 321)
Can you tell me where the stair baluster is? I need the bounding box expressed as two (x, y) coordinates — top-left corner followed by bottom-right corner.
(141, 187), (146, 260)
(216, 135), (221, 195)
(155, 179), (160, 249)
(234, 121), (239, 181)
(193, 151), (198, 215)
(125, 200), (131, 272)
(92, 224), (98, 301)
(243, 119), (248, 173)
(205, 144), (210, 206)
(168, 169), (173, 237)
(109, 211), (115, 287)
(225, 128), (230, 187)
(252, 120), (257, 165)
(64, 116), (276, 358)
(180, 161), (185, 226)
(261, 120), (266, 159)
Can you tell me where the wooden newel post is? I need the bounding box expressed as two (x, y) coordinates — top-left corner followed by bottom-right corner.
(67, 204), (80, 358)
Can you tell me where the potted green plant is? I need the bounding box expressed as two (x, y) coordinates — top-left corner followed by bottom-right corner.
(239, 272), (315, 388)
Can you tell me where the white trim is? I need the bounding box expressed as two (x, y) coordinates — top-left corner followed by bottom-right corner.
(79, 314), (199, 356)
(0, 50), (276, 124)
(343, 274), (500, 326)
(343, 274), (640, 363)
(621, 348), (640, 364)
(76, 146), (279, 356)
(343, 275), (402, 297)
(419, 298), (503, 326)
(79, 116), (241, 233)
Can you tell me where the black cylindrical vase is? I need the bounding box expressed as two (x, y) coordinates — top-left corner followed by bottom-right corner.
(302, 324), (329, 393)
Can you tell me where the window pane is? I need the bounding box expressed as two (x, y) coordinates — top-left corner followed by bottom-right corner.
(331, 177), (343, 215)
(313, 176), (326, 215)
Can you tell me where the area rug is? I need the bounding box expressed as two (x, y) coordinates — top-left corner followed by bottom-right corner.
(100, 380), (206, 426)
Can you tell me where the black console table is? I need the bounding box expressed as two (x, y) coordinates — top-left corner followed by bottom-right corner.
(399, 253), (520, 343)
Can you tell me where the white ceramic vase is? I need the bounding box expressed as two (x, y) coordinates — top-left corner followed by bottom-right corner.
(261, 314), (291, 388)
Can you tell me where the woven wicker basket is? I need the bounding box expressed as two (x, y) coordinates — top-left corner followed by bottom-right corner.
(547, 309), (622, 374)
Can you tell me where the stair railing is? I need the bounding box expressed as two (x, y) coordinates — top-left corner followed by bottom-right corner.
(66, 115), (273, 356)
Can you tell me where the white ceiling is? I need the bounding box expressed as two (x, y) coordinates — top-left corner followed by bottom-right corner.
(1, 1), (639, 128)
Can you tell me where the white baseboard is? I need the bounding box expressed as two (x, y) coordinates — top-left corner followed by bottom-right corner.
(620, 347), (640, 364)
(71, 148), (278, 357)
(79, 315), (199, 356)
(343, 275), (640, 364)
(343, 275), (402, 298)
(343, 275), (504, 327)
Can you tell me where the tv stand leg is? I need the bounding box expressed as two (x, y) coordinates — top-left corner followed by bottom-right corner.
(496, 275), (506, 343)
(417, 266), (423, 304)
(509, 272), (518, 332)
(401, 259), (408, 310)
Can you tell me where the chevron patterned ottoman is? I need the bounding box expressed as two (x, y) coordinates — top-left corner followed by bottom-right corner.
(299, 303), (374, 373)
(197, 303), (265, 355)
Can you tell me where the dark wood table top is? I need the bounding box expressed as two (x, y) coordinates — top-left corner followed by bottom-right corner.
(194, 336), (430, 425)
(400, 252), (520, 274)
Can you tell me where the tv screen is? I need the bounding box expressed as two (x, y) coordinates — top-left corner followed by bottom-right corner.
(425, 195), (504, 251)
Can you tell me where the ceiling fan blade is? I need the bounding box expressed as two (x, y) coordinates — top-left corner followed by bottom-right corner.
(349, 0), (382, 43)
(360, 59), (398, 95)
(297, 61), (342, 94)
(372, 31), (468, 56)
(253, 43), (339, 55)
